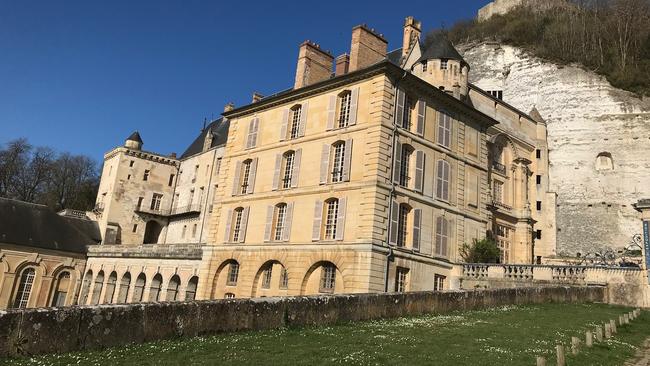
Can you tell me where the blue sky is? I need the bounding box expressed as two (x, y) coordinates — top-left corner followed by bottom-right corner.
(0, 0), (490, 162)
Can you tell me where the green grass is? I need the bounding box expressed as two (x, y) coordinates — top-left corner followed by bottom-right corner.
(2, 303), (647, 366)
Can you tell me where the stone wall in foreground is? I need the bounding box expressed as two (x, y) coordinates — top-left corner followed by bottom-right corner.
(0, 286), (604, 358)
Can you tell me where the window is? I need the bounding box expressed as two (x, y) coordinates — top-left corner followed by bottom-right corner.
(133, 274), (146, 302)
(150, 193), (163, 211)
(402, 95), (414, 130)
(395, 267), (409, 292)
(166, 275), (180, 301)
(215, 158), (222, 174)
(192, 223), (198, 238)
(290, 105), (302, 139)
(399, 145), (413, 187)
(324, 199), (339, 240)
(181, 225), (187, 239)
(225, 293), (236, 299)
(149, 274), (162, 302)
(117, 273), (131, 303)
(136, 197), (143, 210)
(227, 262), (239, 286)
(434, 274), (446, 292)
(143, 170), (150, 181)
(435, 160), (450, 201)
(495, 224), (512, 263)
(240, 159), (252, 194)
(168, 174), (175, 186)
(440, 59), (448, 70)
(193, 165), (199, 182)
(231, 208), (244, 242)
(320, 140), (351, 185)
(51, 272), (71, 307)
(79, 271), (92, 305)
(421, 60), (428, 72)
(282, 151), (295, 189)
(536, 229), (542, 239)
(185, 276), (198, 301)
(129, 160), (134, 167)
(536, 201), (542, 211)
(104, 272), (117, 303)
(13, 268), (36, 308)
(132, 224), (138, 233)
(536, 175), (542, 185)
(493, 180), (504, 204)
(261, 265), (272, 289)
(596, 152), (614, 171)
(331, 142), (345, 183)
(337, 91), (352, 128)
(273, 203), (287, 241)
(536, 149), (541, 159)
(91, 271), (104, 305)
(245, 117), (260, 149)
(397, 204), (410, 248)
(127, 174), (131, 180)
(319, 264), (336, 293)
(435, 217), (449, 257)
(437, 112), (452, 148)
(189, 189), (195, 206)
(279, 268), (289, 289)
(488, 90), (503, 100)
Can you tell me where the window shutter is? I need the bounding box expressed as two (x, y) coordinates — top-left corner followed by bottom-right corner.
(264, 205), (274, 242)
(246, 158), (258, 194)
(348, 88), (359, 126)
(319, 144), (330, 184)
(239, 207), (250, 243)
(291, 149), (302, 188)
(395, 89), (405, 127)
(223, 208), (233, 242)
(283, 202), (294, 242)
(326, 95), (336, 130)
(280, 109), (289, 141)
(389, 200), (399, 245)
(393, 141), (402, 184)
(342, 139), (352, 182)
(442, 161), (450, 201)
(414, 150), (425, 193)
(312, 200), (323, 241)
(413, 208), (421, 251)
(442, 218), (450, 257)
(231, 161), (242, 196)
(251, 118), (260, 148)
(335, 197), (347, 241)
(416, 99), (426, 136)
(298, 102), (308, 137)
(272, 154), (282, 190)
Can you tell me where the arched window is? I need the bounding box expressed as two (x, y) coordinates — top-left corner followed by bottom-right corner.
(324, 198), (340, 240)
(79, 270), (92, 305)
(337, 91), (352, 128)
(231, 207), (245, 242)
(282, 151), (295, 189)
(104, 272), (117, 304)
(166, 275), (181, 301)
(437, 111), (452, 148)
(133, 273), (146, 302)
(596, 152), (614, 171)
(225, 292), (235, 299)
(273, 203), (287, 241)
(90, 271), (105, 305)
(402, 95), (415, 130)
(117, 273), (131, 303)
(239, 159), (253, 194)
(149, 274), (163, 302)
(397, 204), (411, 248)
(13, 267), (36, 309)
(436, 160), (450, 201)
(185, 276), (198, 301)
(226, 262), (239, 286)
(289, 105), (302, 139)
(51, 271), (71, 307)
(279, 268), (289, 289)
(399, 145), (414, 187)
(319, 263), (336, 293)
(435, 217), (449, 257)
(261, 264), (273, 289)
(331, 141), (346, 183)
(143, 221), (162, 244)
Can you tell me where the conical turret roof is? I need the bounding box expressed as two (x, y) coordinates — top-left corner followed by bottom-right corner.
(126, 131), (143, 143)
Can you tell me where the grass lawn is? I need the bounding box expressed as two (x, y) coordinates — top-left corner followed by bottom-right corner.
(2, 303), (647, 366)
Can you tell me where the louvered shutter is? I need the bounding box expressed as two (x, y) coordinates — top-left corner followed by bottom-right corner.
(264, 205), (274, 242)
(393, 141), (402, 184)
(389, 200), (399, 245)
(246, 158), (258, 194)
(231, 161), (242, 196)
(272, 154), (282, 190)
(442, 161), (450, 201)
(239, 207), (249, 243)
(283, 202), (294, 242)
(298, 102), (308, 137)
(223, 208), (233, 242)
(414, 150), (425, 193)
(348, 88), (359, 126)
(435, 160), (443, 199)
(442, 218), (449, 257)
(342, 139), (352, 182)
(280, 109), (289, 141)
(335, 197), (347, 241)
(413, 209), (422, 251)
(312, 200), (323, 241)
(291, 149), (302, 188)
(416, 99), (426, 136)
(395, 89), (405, 127)
(435, 216), (442, 256)
(319, 144), (330, 184)
(251, 118), (260, 148)
(326, 95), (336, 130)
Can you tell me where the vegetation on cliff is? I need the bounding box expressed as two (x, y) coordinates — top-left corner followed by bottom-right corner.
(447, 0), (650, 96)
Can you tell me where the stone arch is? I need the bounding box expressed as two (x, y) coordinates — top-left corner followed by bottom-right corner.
(489, 133), (521, 163)
(595, 151), (614, 171)
(185, 276), (199, 301)
(148, 273), (163, 302)
(79, 269), (93, 305)
(104, 271), (118, 304)
(132, 272), (147, 302)
(250, 260), (288, 298)
(166, 274), (181, 301)
(300, 260), (345, 295)
(211, 259), (240, 299)
(143, 220), (163, 244)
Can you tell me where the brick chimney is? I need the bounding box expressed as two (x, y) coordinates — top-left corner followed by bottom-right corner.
(294, 40), (334, 89)
(252, 92), (264, 103)
(348, 24), (387, 72)
(402, 16), (421, 58)
(335, 54), (350, 76)
(224, 102), (235, 112)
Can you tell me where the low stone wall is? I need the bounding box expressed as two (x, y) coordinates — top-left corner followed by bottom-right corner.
(0, 286), (604, 358)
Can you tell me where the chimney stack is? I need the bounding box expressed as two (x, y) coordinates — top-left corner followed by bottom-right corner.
(224, 102), (235, 112)
(349, 24), (387, 72)
(252, 92), (264, 103)
(294, 40), (334, 89)
(335, 54), (350, 76)
(402, 16), (421, 58)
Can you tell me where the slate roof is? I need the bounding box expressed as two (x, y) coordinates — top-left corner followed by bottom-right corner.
(0, 198), (100, 254)
(180, 117), (230, 159)
(126, 131), (143, 143)
(418, 32), (466, 65)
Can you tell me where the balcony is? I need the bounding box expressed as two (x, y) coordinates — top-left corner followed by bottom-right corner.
(134, 203), (202, 218)
(492, 162), (507, 175)
(491, 199), (512, 211)
(134, 205), (171, 217)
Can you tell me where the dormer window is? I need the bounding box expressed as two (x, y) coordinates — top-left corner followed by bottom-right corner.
(440, 59), (448, 70)
(421, 60), (428, 72)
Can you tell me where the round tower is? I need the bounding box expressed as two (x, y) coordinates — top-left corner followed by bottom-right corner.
(413, 32), (469, 100)
(125, 131), (143, 150)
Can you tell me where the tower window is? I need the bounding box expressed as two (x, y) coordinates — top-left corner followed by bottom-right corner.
(440, 59), (448, 70)
(536, 201), (542, 211)
(143, 170), (150, 181)
(421, 60), (428, 72)
(536, 175), (541, 185)
(536, 149), (541, 159)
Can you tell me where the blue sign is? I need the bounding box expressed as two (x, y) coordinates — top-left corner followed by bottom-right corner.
(644, 220), (650, 283)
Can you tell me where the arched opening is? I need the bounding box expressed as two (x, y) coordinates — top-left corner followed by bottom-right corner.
(12, 267), (36, 309)
(79, 270), (93, 305)
(90, 270), (105, 305)
(211, 259), (240, 299)
(116, 272), (131, 303)
(104, 272), (117, 304)
(185, 276), (198, 301)
(132, 273), (146, 302)
(51, 271), (71, 307)
(596, 152), (614, 171)
(251, 260), (288, 298)
(166, 275), (181, 301)
(143, 221), (163, 244)
(300, 261), (343, 295)
(149, 274), (163, 302)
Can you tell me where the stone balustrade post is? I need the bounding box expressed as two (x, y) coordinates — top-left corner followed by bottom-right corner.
(605, 323), (612, 338)
(595, 326), (603, 342)
(610, 319), (617, 334)
(571, 337), (580, 355)
(536, 356), (546, 366)
(586, 331), (593, 347)
(556, 345), (566, 366)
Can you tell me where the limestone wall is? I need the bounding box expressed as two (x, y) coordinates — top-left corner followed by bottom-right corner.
(0, 286), (604, 357)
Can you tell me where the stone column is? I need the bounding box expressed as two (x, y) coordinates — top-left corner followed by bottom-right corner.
(633, 199), (650, 271)
(514, 158), (534, 263)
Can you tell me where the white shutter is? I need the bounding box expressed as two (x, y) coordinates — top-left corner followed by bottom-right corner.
(264, 205), (274, 242)
(389, 200), (399, 245)
(312, 200), (323, 241)
(298, 102), (308, 137)
(246, 158), (258, 194)
(414, 150), (425, 193)
(239, 207), (250, 243)
(223, 208), (233, 242)
(442, 218), (449, 257)
(251, 118), (260, 148)
(335, 197), (347, 241)
(348, 87), (359, 126)
(395, 89), (405, 127)
(442, 161), (450, 201)
(342, 139), (352, 182)
(326, 95), (336, 130)
(393, 141), (402, 184)
(231, 161), (241, 196)
(319, 144), (330, 184)
(280, 109), (289, 141)
(283, 202), (294, 242)
(413, 208), (422, 251)
(416, 99), (426, 136)
(291, 149), (302, 188)
(272, 154), (282, 190)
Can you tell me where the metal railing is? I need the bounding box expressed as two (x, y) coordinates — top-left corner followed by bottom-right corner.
(492, 162), (507, 175)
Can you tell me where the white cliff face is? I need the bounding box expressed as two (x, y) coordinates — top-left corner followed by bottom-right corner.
(460, 42), (650, 256)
